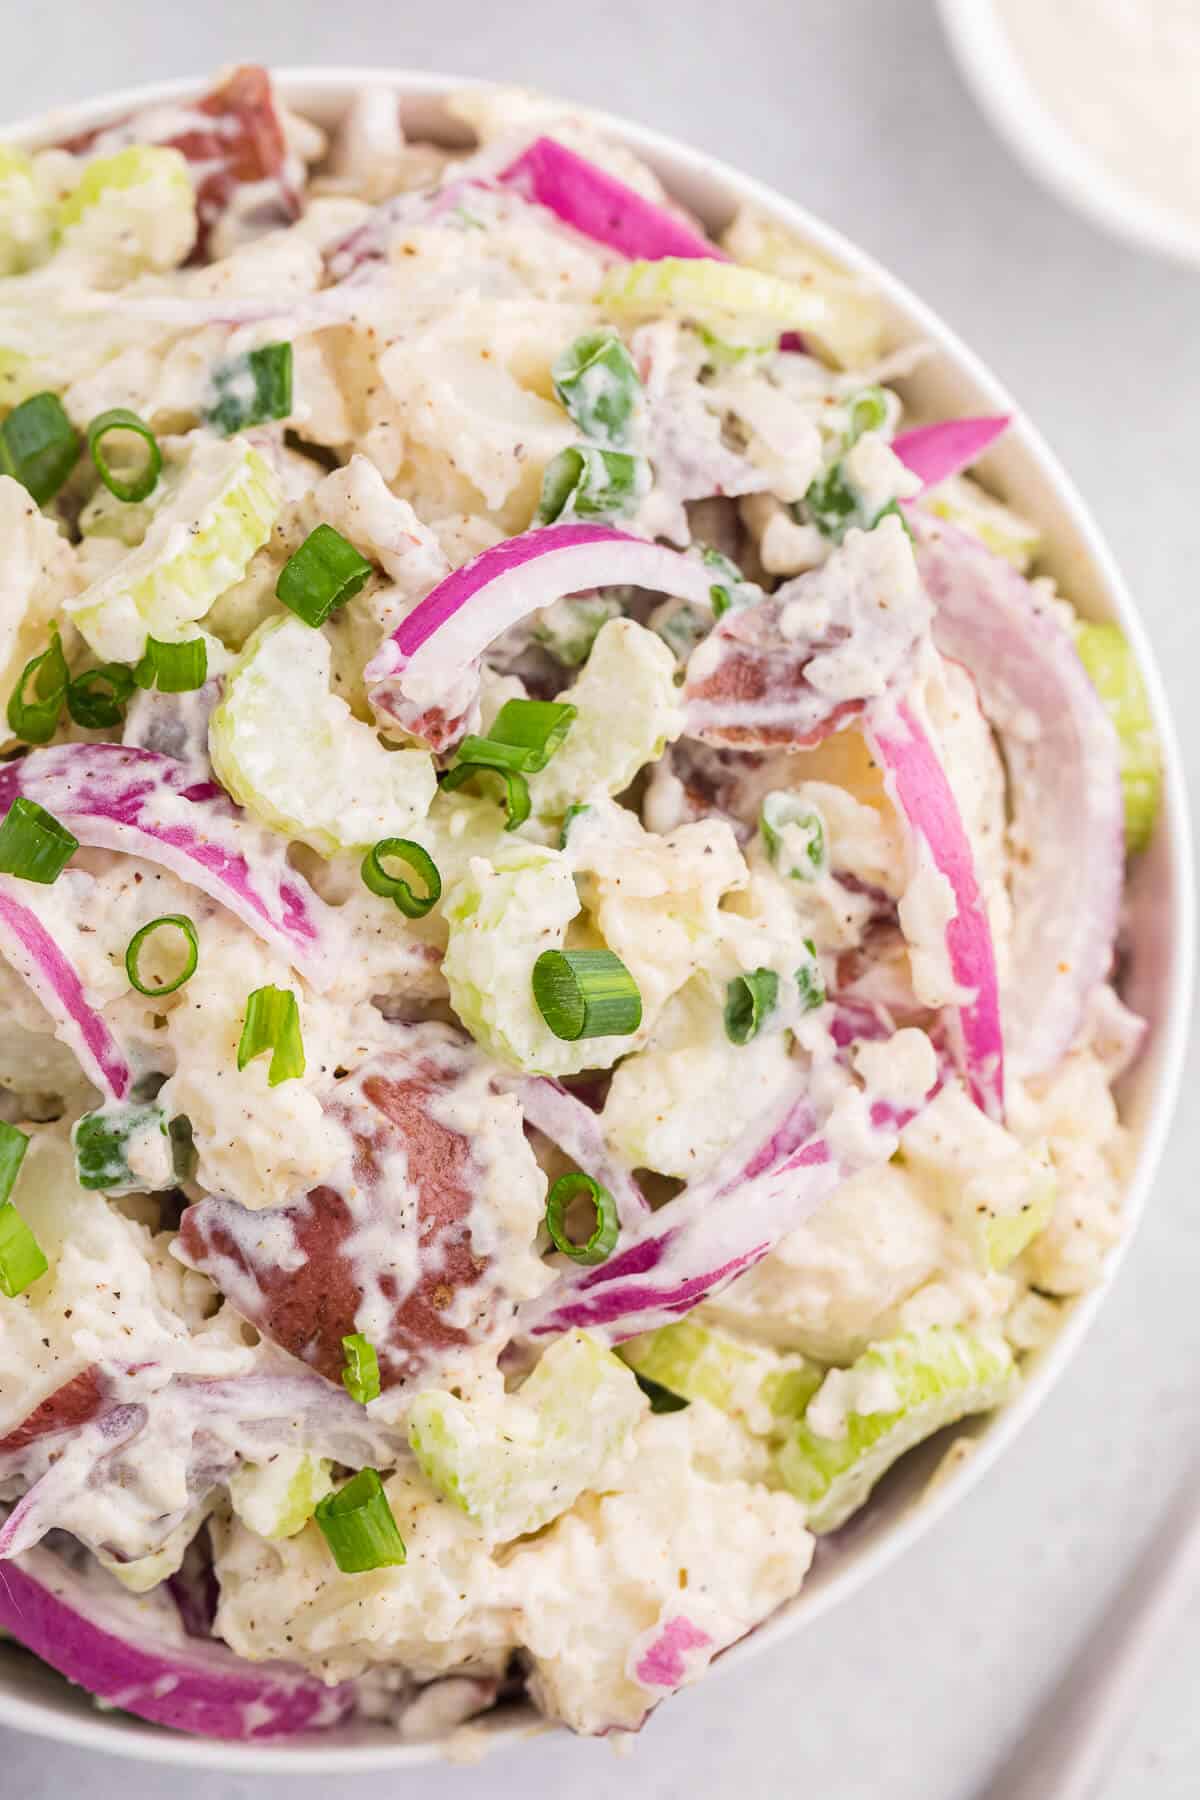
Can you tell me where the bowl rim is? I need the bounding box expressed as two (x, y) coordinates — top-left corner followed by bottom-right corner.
(0, 63), (1193, 1776)
(936, 0), (1200, 270)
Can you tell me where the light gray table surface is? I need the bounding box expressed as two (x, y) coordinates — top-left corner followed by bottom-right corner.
(2, 3), (1198, 1795)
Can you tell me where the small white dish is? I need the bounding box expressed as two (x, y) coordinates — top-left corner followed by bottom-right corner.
(0, 66), (1193, 1776)
(938, 0), (1200, 268)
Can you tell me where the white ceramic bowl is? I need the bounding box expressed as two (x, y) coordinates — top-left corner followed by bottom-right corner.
(938, 0), (1200, 269)
(0, 67), (1193, 1776)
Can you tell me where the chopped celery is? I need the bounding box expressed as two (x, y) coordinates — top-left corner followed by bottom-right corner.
(66, 435), (282, 663)
(922, 473), (1040, 572)
(443, 843), (632, 1075)
(0, 147), (54, 275)
(97, 1515), (199, 1594)
(528, 618), (682, 819)
(531, 593), (621, 667)
(537, 444), (650, 524)
(776, 1328), (1016, 1533)
(620, 1319), (821, 1436)
(408, 1330), (645, 1539)
(210, 616), (436, 856)
(720, 209), (885, 368)
(551, 331), (641, 447)
(597, 257), (834, 358)
(228, 1451), (334, 1540)
(1075, 622), (1162, 855)
(78, 466), (173, 547)
(58, 145), (197, 275)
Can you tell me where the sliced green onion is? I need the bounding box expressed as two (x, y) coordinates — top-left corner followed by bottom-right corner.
(799, 462), (859, 541)
(0, 1120), (29, 1206)
(537, 445), (648, 525)
(276, 524), (373, 627)
(846, 385), (888, 446)
(133, 635), (208, 694)
(73, 1101), (166, 1194)
(168, 1112), (197, 1183)
(760, 792), (827, 881)
(205, 341), (293, 436)
(125, 913), (199, 996)
(551, 330), (641, 447)
(456, 700), (578, 776)
(0, 391), (80, 504)
(341, 1333), (381, 1406)
(237, 986), (305, 1086)
(0, 796), (77, 884)
(532, 948), (643, 1042)
(558, 801), (591, 850)
(86, 407), (161, 504)
(7, 629), (67, 745)
(360, 838), (441, 918)
(0, 1202), (47, 1298)
(545, 1170), (620, 1266)
(724, 967), (780, 1045)
(314, 1467), (407, 1573)
(66, 662), (136, 730)
(874, 497), (914, 540)
(440, 763), (531, 832)
(697, 544), (757, 620)
(634, 1372), (689, 1414)
(795, 941), (826, 1013)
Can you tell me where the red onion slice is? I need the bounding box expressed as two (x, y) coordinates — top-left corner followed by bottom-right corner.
(519, 1121), (840, 1343)
(914, 516), (1124, 1073)
(863, 699), (1005, 1120)
(892, 416), (1010, 492)
(498, 136), (726, 263)
(365, 523), (714, 750)
(0, 745), (342, 989)
(0, 1546), (353, 1739)
(0, 878), (131, 1099)
(520, 1005), (945, 1344)
(0, 1372), (402, 1560)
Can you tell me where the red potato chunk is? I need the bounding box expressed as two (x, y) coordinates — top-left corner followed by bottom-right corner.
(0, 1367), (106, 1460)
(63, 64), (300, 258)
(682, 595), (867, 749)
(177, 1033), (537, 1393)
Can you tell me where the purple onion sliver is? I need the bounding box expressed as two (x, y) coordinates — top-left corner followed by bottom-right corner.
(0, 745), (341, 989)
(0, 881), (131, 1100)
(498, 136), (727, 263)
(518, 1077), (649, 1224)
(914, 515), (1124, 1074)
(0, 1547), (354, 1740)
(892, 415), (1010, 493)
(865, 699), (1005, 1121)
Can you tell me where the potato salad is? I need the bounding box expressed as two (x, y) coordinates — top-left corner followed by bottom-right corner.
(0, 67), (1160, 1745)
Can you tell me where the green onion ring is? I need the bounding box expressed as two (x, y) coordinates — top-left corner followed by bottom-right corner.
(545, 1170), (620, 1265)
(360, 838), (441, 918)
(86, 407), (162, 504)
(125, 914), (199, 996)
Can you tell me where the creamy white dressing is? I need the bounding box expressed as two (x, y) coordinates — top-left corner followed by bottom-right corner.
(997, 0), (1200, 238)
(0, 71), (1139, 1746)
